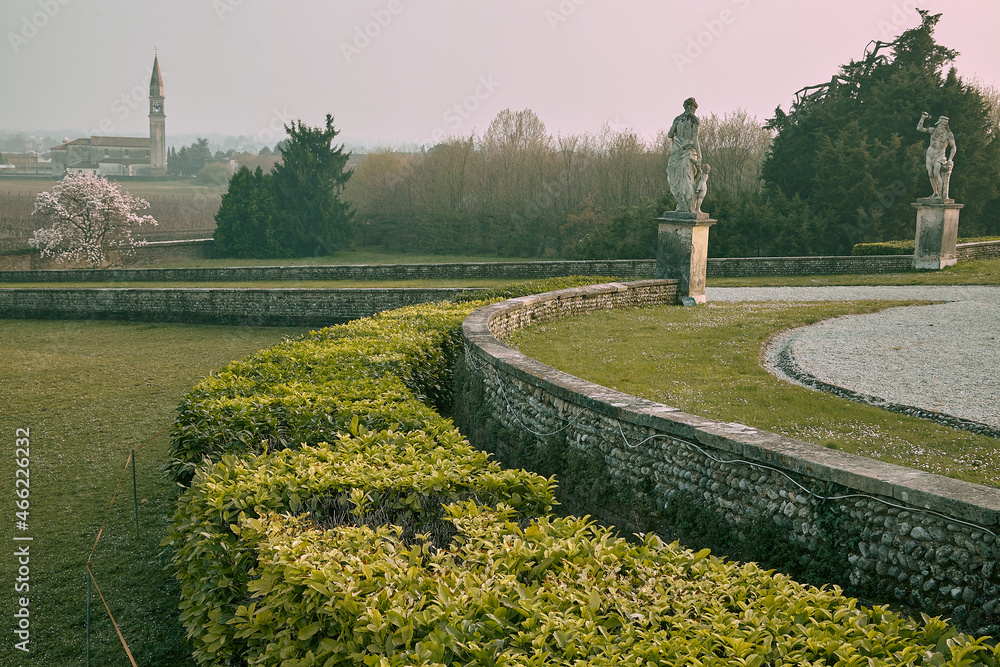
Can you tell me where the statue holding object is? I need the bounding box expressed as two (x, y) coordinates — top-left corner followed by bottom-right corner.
(917, 112), (957, 200)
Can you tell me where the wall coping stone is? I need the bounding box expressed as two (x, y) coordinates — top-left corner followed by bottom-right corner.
(710, 254), (913, 261)
(462, 280), (1000, 530)
(957, 240), (1000, 249)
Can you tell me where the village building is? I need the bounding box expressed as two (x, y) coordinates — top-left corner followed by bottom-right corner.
(0, 151), (51, 174)
(50, 55), (167, 178)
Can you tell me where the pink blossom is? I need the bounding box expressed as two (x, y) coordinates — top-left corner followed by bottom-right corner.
(29, 172), (158, 268)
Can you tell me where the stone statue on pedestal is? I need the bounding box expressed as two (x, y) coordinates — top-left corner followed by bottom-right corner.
(917, 112), (957, 200)
(667, 97), (704, 213)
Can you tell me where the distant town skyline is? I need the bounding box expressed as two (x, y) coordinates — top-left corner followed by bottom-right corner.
(1, 0), (997, 148)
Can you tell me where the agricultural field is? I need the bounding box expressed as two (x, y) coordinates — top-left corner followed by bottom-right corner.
(151, 249), (545, 268)
(0, 178), (221, 246)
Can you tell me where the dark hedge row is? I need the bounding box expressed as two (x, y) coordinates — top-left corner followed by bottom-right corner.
(852, 240), (916, 256)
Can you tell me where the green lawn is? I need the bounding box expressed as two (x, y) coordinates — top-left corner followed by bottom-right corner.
(707, 257), (1000, 286)
(0, 320), (304, 666)
(509, 300), (1000, 489)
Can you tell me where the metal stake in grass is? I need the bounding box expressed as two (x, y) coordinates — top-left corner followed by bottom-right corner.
(86, 571), (91, 667)
(131, 449), (139, 539)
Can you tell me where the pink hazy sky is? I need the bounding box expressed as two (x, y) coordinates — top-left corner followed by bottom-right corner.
(1, 0), (997, 146)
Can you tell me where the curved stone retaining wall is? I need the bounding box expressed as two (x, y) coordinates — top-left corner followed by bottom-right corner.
(457, 281), (1000, 633)
(0, 287), (473, 326)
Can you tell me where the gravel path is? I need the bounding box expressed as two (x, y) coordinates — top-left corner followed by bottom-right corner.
(707, 286), (1000, 433)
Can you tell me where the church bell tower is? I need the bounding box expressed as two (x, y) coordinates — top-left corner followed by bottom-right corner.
(149, 54), (166, 177)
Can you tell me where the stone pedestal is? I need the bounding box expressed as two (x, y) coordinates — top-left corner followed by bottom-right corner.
(655, 212), (716, 304)
(912, 198), (963, 270)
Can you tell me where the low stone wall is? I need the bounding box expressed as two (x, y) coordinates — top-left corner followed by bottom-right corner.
(0, 255), (924, 283)
(456, 281), (1000, 634)
(0, 250), (46, 271)
(957, 240), (1000, 261)
(707, 255), (913, 277)
(0, 287), (472, 326)
(0, 242), (991, 282)
(0, 259), (657, 283)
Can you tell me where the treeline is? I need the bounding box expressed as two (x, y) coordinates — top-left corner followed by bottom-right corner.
(340, 12), (999, 259)
(214, 13), (999, 260)
(343, 108), (771, 258)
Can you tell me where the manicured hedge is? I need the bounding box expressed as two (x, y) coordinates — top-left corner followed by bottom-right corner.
(165, 277), (614, 665)
(168, 432), (554, 665)
(452, 275), (629, 303)
(166, 275), (1000, 666)
(852, 240), (915, 255)
(167, 277), (623, 485)
(233, 506), (999, 667)
(853, 237), (1000, 255)
(166, 301), (473, 485)
(957, 236), (1000, 244)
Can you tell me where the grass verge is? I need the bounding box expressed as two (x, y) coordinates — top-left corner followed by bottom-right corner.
(0, 320), (303, 666)
(509, 300), (1000, 488)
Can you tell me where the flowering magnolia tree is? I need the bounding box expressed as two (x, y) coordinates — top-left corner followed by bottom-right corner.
(29, 172), (157, 267)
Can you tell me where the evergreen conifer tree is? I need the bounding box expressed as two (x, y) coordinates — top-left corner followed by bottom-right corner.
(212, 166), (277, 258)
(270, 115), (355, 256)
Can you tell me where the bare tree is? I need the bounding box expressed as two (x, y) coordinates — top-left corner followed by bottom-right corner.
(344, 106), (776, 257)
(479, 109), (559, 253)
(970, 78), (1000, 142)
(696, 108), (773, 200)
(343, 147), (419, 245)
(416, 135), (476, 214)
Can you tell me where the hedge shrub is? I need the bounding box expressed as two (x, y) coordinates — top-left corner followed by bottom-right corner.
(236, 505), (1000, 667)
(167, 301), (474, 485)
(852, 240), (915, 255)
(168, 430), (554, 665)
(167, 275), (1000, 666)
(166, 276), (610, 664)
(853, 237), (1000, 255)
(167, 277), (620, 484)
(453, 275), (626, 303)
